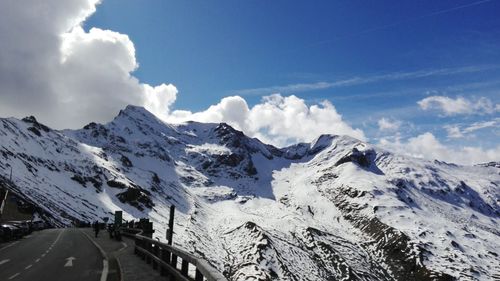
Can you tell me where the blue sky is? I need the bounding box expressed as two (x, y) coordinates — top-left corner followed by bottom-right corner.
(84, 0), (500, 149)
(0, 0), (497, 164)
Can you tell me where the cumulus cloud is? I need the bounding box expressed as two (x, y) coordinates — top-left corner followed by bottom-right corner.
(168, 94), (365, 147)
(417, 95), (498, 116)
(377, 117), (402, 131)
(0, 0), (176, 129)
(379, 132), (500, 165)
(143, 84), (178, 120)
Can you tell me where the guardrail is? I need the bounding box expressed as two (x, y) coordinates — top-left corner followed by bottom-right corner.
(121, 228), (227, 281)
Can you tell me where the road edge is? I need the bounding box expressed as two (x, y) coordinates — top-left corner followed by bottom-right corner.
(115, 254), (124, 281)
(80, 229), (110, 281)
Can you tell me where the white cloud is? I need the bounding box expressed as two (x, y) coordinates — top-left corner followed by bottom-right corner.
(379, 132), (500, 165)
(444, 125), (464, 139)
(377, 117), (402, 131)
(168, 94), (365, 147)
(418, 95), (498, 116)
(463, 119), (499, 133)
(143, 84), (178, 121)
(0, 0), (176, 129)
(444, 118), (499, 139)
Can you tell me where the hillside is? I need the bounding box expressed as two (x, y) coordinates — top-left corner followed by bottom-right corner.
(0, 105), (498, 280)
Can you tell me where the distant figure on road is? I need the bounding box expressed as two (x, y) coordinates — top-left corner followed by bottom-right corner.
(93, 220), (99, 238)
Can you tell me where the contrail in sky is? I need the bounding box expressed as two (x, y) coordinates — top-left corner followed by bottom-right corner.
(292, 0), (496, 52)
(355, 0), (495, 35)
(419, 0), (494, 17)
(231, 65), (499, 96)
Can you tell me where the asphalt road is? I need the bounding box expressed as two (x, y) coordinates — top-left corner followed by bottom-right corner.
(0, 228), (108, 281)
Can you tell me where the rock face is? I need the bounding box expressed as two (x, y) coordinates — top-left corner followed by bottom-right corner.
(476, 161), (500, 169)
(0, 105), (499, 281)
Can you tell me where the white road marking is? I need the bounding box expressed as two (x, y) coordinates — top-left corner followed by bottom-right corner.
(0, 241), (19, 251)
(64, 257), (76, 267)
(52, 229), (64, 245)
(39, 229), (64, 260)
(118, 241), (128, 252)
(1, 229), (65, 277)
(100, 260), (109, 281)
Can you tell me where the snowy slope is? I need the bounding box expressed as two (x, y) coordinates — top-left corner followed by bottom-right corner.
(0, 105), (498, 281)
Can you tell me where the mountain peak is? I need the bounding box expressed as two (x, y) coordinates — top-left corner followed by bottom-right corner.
(21, 115), (51, 133)
(113, 104), (166, 126)
(118, 104), (155, 118)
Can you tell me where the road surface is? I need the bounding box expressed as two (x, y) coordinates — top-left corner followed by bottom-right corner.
(0, 228), (109, 281)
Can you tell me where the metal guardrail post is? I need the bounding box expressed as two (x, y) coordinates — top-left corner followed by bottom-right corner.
(195, 268), (203, 281)
(146, 241), (152, 264)
(159, 247), (167, 276)
(152, 244), (157, 269)
(181, 259), (189, 276)
(134, 234), (139, 255)
(171, 253), (178, 270)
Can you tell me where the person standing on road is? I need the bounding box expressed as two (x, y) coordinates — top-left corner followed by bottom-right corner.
(93, 220), (100, 238)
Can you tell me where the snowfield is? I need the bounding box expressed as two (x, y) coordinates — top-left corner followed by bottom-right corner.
(0, 105), (498, 280)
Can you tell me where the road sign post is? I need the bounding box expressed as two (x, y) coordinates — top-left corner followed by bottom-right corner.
(166, 205), (175, 245)
(114, 211), (122, 228)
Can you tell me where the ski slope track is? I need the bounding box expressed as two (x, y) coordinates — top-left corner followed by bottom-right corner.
(0, 105), (498, 280)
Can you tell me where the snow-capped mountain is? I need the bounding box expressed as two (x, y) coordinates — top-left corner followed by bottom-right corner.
(0, 105), (498, 281)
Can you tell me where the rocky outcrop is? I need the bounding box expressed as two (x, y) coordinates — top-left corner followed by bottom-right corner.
(323, 184), (455, 281)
